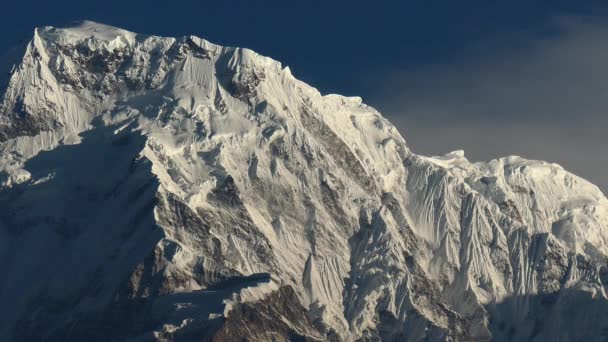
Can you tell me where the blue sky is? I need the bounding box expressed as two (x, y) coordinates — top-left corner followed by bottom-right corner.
(2, 1), (604, 95)
(1, 0), (607, 190)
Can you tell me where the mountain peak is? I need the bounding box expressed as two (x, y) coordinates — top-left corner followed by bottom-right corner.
(37, 20), (137, 47)
(1, 22), (608, 341)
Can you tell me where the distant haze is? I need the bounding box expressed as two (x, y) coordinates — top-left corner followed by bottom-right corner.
(370, 16), (608, 193)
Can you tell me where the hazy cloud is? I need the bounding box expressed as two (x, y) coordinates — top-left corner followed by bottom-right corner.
(374, 16), (608, 192)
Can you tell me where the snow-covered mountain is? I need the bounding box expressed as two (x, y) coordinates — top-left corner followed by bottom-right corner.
(1, 21), (608, 341)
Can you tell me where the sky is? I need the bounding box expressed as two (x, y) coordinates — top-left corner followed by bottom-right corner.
(1, 0), (607, 191)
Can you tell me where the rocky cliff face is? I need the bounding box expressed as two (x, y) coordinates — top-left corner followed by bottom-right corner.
(1, 21), (608, 341)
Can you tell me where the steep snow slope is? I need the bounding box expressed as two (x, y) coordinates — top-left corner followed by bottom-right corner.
(1, 21), (608, 341)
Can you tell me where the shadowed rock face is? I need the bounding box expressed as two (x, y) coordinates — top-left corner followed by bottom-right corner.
(1, 21), (608, 341)
(2, 125), (165, 341)
(211, 286), (324, 342)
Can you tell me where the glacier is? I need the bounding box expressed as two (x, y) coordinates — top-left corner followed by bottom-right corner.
(1, 21), (608, 341)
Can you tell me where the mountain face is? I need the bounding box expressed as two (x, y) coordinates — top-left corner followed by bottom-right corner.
(1, 21), (608, 341)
